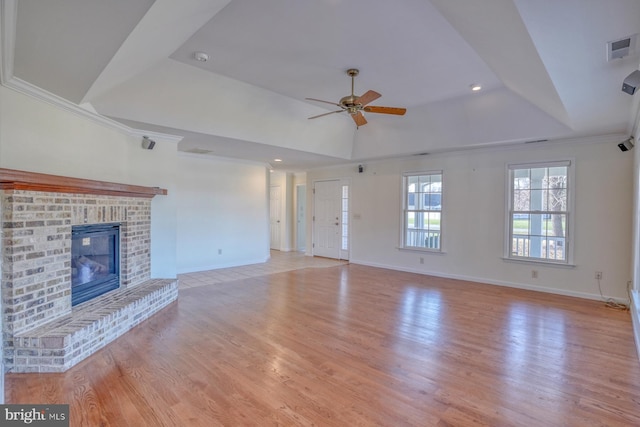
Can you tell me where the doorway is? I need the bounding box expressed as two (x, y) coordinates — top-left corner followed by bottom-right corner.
(270, 185), (282, 250)
(296, 184), (306, 251)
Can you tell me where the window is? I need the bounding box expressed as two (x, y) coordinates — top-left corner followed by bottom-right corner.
(507, 161), (572, 263)
(402, 172), (442, 251)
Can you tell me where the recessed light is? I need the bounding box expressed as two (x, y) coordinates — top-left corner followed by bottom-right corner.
(274, 158), (282, 162)
(470, 84), (482, 92)
(194, 51), (209, 62)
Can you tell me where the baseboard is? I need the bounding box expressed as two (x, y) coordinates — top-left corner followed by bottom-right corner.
(632, 291), (640, 362)
(177, 256), (270, 274)
(349, 258), (620, 303)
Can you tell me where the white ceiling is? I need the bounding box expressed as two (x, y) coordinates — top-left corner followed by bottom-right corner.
(5, 0), (640, 170)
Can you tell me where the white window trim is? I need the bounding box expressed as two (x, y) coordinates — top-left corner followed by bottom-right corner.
(504, 159), (575, 266)
(400, 170), (444, 253)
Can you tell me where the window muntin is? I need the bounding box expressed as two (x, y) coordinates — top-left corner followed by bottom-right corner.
(508, 162), (570, 263)
(402, 172), (442, 251)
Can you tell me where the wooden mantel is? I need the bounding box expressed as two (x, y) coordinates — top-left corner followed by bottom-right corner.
(0, 168), (167, 198)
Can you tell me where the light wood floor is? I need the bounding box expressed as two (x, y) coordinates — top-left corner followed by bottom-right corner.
(6, 256), (640, 426)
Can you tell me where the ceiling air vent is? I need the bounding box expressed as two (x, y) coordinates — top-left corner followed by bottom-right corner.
(607, 34), (638, 61)
(184, 148), (213, 154)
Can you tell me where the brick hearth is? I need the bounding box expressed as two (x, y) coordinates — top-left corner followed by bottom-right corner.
(1, 169), (176, 373)
(13, 278), (177, 372)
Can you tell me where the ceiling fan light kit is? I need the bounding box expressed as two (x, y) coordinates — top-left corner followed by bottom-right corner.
(306, 68), (406, 127)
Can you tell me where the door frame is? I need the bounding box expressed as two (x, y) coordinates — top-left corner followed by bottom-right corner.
(295, 184), (306, 252)
(269, 185), (282, 250)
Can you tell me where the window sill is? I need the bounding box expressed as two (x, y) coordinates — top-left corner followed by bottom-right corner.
(501, 257), (576, 268)
(398, 247), (446, 255)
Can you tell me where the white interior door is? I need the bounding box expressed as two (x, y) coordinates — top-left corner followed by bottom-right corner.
(270, 185), (281, 250)
(313, 180), (341, 259)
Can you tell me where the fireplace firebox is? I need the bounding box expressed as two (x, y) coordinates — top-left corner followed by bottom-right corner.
(71, 223), (120, 306)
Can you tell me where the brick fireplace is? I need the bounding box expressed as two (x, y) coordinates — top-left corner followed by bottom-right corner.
(1, 169), (178, 372)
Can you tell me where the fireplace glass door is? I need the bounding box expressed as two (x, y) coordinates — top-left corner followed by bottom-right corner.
(71, 223), (120, 306)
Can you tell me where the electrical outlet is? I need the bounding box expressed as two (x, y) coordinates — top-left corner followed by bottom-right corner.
(218, 249), (222, 255)
(531, 270), (538, 279)
(419, 257), (424, 264)
(595, 271), (603, 280)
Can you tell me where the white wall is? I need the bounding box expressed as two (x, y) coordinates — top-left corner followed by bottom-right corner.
(0, 195), (3, 403)
(631, 114), (640, 360)
(176, 153), (270, 273)
(308, 138), (633, 301)
(0, 86), (178, 278)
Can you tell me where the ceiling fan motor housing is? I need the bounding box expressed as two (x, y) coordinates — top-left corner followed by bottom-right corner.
(340, 95), (361, 110)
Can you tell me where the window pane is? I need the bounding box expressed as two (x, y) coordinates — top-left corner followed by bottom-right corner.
(528, 214), (545, 235)
(513, 189), (529, 211)
(407, 212), (416, 229)
(548, 214), (566, 237)
(552, 190), (567, 210)
(428, 194), (441, 210)
(407, 193), (415, 209)
(513, 169), (530, 181)
(408, 176), (419, 191)
(530, 168), (546, 189)
(512, 215), (529, 236)
(514, 178), (529, 191)
(548, 166), (567, 181)
(428, 212), (441, 230)
(529, 189), (544, 211)
(421, 214), (430, 229)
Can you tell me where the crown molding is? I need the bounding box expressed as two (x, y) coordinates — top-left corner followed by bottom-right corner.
(6, 76), (136, 133)
(0, 0), (16, 85)
(4, 76), (183, 144)
(630, 84), (640, 138)
(0, 0), (182, 144)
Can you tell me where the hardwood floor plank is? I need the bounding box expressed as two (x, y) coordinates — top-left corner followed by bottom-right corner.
(6, 263), (640, 426)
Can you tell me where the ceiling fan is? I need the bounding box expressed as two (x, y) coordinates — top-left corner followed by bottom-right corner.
(306, 69), (407, 127)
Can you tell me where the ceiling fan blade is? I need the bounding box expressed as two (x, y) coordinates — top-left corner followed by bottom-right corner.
(306, 97), (342, 107)
(351, 111), (367, 127)
(308, 110), (344, 120)
(363, 106), (407, 115)
(356, 90), (381, 106)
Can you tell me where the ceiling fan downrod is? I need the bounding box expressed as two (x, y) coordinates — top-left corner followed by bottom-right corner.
(341, 68), (361, 111)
